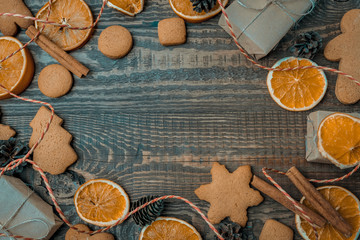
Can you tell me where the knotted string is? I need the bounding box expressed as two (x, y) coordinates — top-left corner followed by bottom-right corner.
(0, 0), (359, 239)
(228, 0), (315, 59)
(261, 164), (360, 240)
(0, 84), (224, 239)
(217, 0), (360, 86)
(0, 219), (49, 240)
(0, 177), (50, 239)
(0, 0), (107, 64)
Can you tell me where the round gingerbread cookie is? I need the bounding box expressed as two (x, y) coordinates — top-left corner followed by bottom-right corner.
(98, 25), (133, 59)
(38, 64), (73, 98)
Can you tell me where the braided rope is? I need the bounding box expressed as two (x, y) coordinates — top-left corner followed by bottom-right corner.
(262, 167), (320, 239)
(216, 7), (360, 237)
(216, 0), (360, 86)
(0, 0), (107, 31)
(0, 0), (359, 85)
(262, 163), (360, 240)
(0, 83), (224, 239)
(308, 162), (360, 183)
(0, 0), (107, 64)
(0, 0), (359, 239)
(0, 83), (54, 175)
(0, 0), (52, 64)
(1, 160), (225, 239)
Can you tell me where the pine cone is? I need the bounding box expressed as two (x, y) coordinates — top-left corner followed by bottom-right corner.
(289, 31), (322, 59)
(217, 221), (242, 240)
(241, 222), (256, 240)
(217, 221), (257, 240)
(190, 0), (217, 13)
(131, 196), (164, 227)
(0, 137), (30, 175)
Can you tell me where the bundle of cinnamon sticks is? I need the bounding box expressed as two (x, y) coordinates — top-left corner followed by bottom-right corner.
(26, 25), (89, 78)
(251, 166), (353, 238)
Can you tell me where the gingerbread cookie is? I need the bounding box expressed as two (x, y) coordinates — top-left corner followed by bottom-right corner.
(65, 224), (114, 240)
(38, 64), (73, 98)
(0, 124), (16, 140)
(259, 219), (293, 240)
(194, 162), (263, 227)
(158, 18), (186, 46)
(0, 0), (33, 36)
(324, 9), (360, 104)
(29, 106), (77, 175)
(98, 25), (133, 59)
(0, 110), (16, 140)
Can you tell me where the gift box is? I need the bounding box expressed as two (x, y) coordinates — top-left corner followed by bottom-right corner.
(306, 111), (360, 164)
(218, 0), (316, 59)
(0, 175), (62, 239)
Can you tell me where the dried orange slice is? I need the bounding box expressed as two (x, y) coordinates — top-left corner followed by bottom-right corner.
(296, 186), (360, 240)
(169, 0), (228, 23)
(317, 113), (360, 169)
(74, 179), (130, 226)
(107, 0), (144, 16)
(267, 57), (327, 111)
(0, 36), (34, 100)
(139, 217), (202, 240)
(35, 0), (93, 51)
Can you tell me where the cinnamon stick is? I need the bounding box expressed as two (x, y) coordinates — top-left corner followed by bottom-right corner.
(251, 175), (326, 228)
(26, 25), (89, 78)
(286, 167), (352, 237)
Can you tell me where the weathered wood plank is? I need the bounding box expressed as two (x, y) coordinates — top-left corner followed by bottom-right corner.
(1, 0), (360, 239)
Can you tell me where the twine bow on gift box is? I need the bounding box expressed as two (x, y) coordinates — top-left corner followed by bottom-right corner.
(0, 219), (49, 240)
(222, 0), (317, 60)
(0, 188), (50, 239)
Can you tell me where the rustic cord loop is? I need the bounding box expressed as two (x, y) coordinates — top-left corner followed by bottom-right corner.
(0, 0), (359, 239)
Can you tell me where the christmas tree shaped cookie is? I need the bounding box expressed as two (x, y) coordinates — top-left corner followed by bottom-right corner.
(324, 9), (360, 104)
(29, 106), (77, 175)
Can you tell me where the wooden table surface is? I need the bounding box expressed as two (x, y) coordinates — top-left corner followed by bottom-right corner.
(2, 0), (360, 239)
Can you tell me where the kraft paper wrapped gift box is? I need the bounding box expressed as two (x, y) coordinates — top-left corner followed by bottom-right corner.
(306, 111), (360, 164)
(0, 175), (62, 239)
(218, 0), (316, 59)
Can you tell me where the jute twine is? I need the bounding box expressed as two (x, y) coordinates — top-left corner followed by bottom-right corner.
(0, 1), (359, 239)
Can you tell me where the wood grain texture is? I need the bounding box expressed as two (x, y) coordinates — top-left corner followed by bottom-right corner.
(1, 0), (360, 239)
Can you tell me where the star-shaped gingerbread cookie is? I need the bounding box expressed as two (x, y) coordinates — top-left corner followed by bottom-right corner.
(195, 162), (263, 227)
(324, 9), (360, 104)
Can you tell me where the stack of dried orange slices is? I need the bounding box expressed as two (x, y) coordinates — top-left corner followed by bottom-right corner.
(267, 57), (327, 111)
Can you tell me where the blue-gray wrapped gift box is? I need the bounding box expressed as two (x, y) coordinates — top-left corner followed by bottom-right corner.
(218, 0), (316, 59)
(0, 175), (62, 239)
